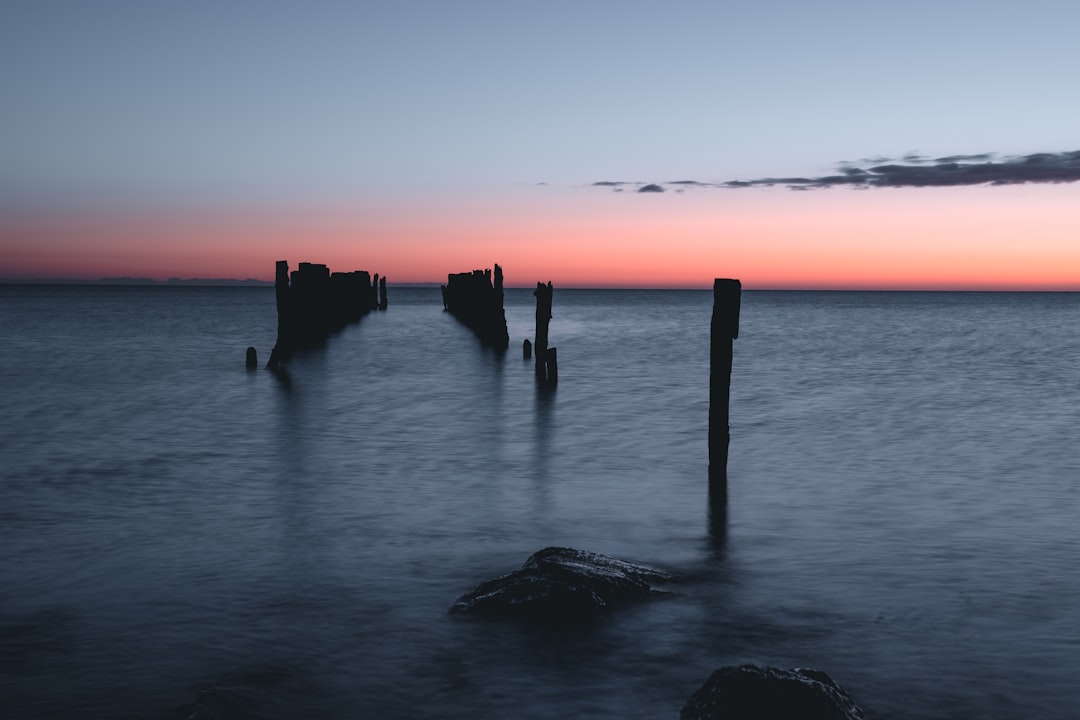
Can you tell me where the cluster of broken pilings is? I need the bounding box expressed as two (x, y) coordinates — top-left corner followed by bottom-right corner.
(441, 264), (510, 349)
(266, 260), (385, 369)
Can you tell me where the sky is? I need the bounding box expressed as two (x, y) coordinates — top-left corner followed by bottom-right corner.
(2, 0), (1079, 289)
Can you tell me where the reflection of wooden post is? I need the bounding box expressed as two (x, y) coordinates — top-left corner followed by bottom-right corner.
(709, 279), (741, 506)
(534, 281), (553, 381)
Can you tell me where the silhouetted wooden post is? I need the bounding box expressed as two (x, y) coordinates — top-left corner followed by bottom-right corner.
(494, 264), (505, 308)
(246, 346), (258, 369)
(534, 281), (553, 381)
(709, 278), (741, 506)
(379, 276), (388, 310)
(266, 260), (291, 369)
(523, 338), (532, 359)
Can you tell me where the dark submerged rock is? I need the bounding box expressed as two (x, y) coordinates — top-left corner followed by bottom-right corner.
(449, 546), (675, 623)
(681, 665), (864, 720)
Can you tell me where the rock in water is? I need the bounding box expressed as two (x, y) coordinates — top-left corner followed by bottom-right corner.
(449, 546), (675, 623)
(681, 665), (864, 720)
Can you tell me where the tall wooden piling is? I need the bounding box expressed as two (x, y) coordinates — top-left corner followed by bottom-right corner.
(534, 281), (553, 382)
(709, 278), (741, 506)
(267, 260), (292, 369)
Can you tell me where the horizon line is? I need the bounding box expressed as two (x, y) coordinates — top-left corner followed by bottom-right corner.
(2, 277), (1078, 293)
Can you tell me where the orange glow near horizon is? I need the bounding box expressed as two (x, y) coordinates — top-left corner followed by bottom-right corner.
(2, 184), (1079, 290)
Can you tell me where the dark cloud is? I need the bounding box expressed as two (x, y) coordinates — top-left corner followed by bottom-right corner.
(590, 151), (1080, 193)
(933, 153), (993, 164)
(725, 150), (1080, 190)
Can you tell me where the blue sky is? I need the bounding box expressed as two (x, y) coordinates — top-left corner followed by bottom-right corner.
(3, 0), (1079, 208)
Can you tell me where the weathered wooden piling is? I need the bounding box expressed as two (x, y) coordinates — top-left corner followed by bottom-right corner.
(441, 264), (510, 348)
(709, 278), (741, 506)
(523, 338), (532, 359)
(266, 260), (381, 369)
(379, 275), (388, 310)
(533, 281), (555, 383)
(246, 346), (258, 369)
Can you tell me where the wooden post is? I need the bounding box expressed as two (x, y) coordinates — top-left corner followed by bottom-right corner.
(494, 264), (505, 308)
(266, 260), (291, 369)
(523, 338), (532, 359)
(546, 346), (558, 384)
(246, 346), (258, 369)
(709, 278), (741, 506)
(493, 264), (509, 348)
(534, 281), (553, 381)
(379, 276), (388, 310)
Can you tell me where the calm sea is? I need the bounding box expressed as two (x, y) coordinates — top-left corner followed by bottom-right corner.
(1, 285), (1078, 719)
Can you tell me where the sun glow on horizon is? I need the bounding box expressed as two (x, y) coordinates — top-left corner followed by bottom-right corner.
(2, 184), (1078, 291)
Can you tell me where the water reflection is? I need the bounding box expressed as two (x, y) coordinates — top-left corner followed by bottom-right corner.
(707, 497), (728, 558)
(531, 372), (556, 522)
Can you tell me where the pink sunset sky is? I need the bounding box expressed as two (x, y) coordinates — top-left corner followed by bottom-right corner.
(3, 2), (1079, 290)
(3, 182), (1078, 290)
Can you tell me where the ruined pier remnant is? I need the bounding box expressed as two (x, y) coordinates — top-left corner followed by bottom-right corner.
(266, 260), (382, 369)
(441, 264), (510, 349)
(709, 279), (741, 506)
(533, 281), (557, 385)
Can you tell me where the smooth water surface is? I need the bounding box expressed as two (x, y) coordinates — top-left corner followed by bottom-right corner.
(1, 285), (1078, 719)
